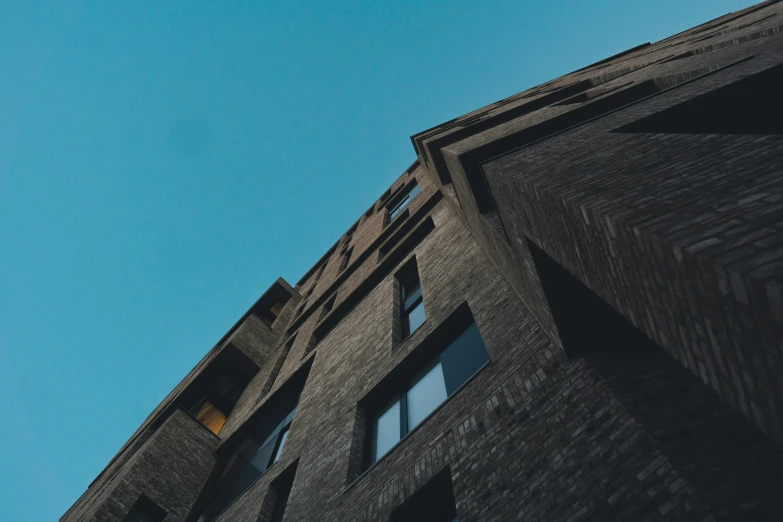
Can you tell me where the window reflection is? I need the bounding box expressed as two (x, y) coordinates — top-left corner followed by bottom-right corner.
(369, 314), (489, 467)
(407, 301), (426, 335)
(407, 361), (448, 430)
(373, 398), (401, 462)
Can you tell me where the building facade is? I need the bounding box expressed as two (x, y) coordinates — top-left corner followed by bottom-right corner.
(63, 2), (783, 521)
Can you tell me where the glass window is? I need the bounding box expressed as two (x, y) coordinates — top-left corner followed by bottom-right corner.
(407, 301), (426, 336)
(195, 401), (228, 435)
(368, 314), (489, 469)
(400, 264), (426, 339)
(250, 432), (279, 474)
(439, 323), (490, 395)
(273, 426), (289, 464)
(403, 283), (422, 310)
(190, 373), (246, 436)
(407, 361), (447, 430)
(373, 398), (401, 463)
(389, 182), (421, 220)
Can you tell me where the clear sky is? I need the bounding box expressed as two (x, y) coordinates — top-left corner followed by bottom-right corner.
(0, 1), (756, 520)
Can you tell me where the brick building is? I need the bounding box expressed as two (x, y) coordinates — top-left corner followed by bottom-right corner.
(63, 2), (783, 520)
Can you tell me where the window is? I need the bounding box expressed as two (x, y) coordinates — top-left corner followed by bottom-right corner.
(314, 262), (327, 283)
(294, 299), (307, 319)
(319, 293), (337, 322)
(345, 222), (358, 242)
(379, 188), (392, 206)
(253, 282), (293, 327)
(268, 463), (297, 522)
(387, 181), (421, 221)
(190, 374), (248, 436)
(389, 468), (458, 522)
(194, 401), (227, 435)
(339, 247), (353, 272)
(258, 300), (285, 326)
(368, 314), (489, 465)
(398, 260), (426, 339)
(123, 495), (166, 522)
(195, 367), (309, 522)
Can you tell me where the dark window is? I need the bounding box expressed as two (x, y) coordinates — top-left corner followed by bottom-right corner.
(369, 318), (489, 465)
(398, 260), (426, 340)
(123, 495), (166, 522)
(301, 264), (327, 306)
(314, 262), (327, 283)
(388, 182), (421, 221)
(345, 222), (358, 240)
(196, 370), (308, 522)
(390, 468), (458, 522)
(319, 294), (337, 322)
(269, 464), (297, 522)
(364, 206), (374, 219)
(258, 300), (285, 326)
(339, 247), (353, 272)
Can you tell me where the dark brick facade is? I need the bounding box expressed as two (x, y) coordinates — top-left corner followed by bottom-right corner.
(64, 2), (783, 520)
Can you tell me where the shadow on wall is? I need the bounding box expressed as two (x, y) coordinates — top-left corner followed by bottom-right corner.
(527, 238), (783, 520)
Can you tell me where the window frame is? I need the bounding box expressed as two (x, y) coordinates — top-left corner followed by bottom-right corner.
(387, 181), (421, 222)
(395, 257), (426, 344)
(365, 304), (490, 468)
(369, 358), (447, 465)
(400, 268), (425, 340)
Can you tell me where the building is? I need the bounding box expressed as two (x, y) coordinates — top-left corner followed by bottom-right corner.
(63, 1), (783, 520)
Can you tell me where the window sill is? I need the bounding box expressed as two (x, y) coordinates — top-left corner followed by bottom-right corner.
(339, 360), (492, 496)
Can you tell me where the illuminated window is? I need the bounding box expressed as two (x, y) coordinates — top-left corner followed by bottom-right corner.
(189, 375), (244, 436)
(195, 402), (228, 435)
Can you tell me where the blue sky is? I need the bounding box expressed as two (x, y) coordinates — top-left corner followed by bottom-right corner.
(0, 1), (755, 519)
